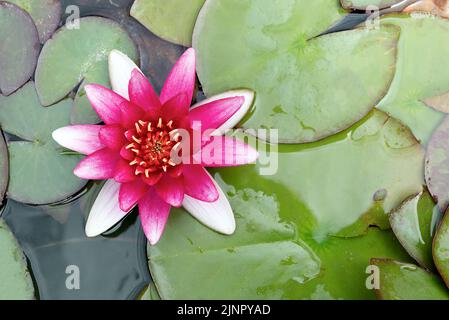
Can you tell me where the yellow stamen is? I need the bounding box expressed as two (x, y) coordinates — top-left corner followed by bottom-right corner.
(132, 136), (142, 144)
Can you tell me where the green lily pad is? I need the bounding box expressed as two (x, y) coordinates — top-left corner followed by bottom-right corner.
(378, 14), (449, 144)
(0, 82), (86, 204)
(35, 17), (138, 124)
(341, 0), (403, 10)
(130, 0), (205, 47)
(193, 0), (399, 143)
(6, 0), (61, 43)
(389, 191), (439, 270)
(371, 259), (449, 300)
(148, 110), (422, 299)
(432, 207), (449, 288)
(0, 1), (39, 96)
(0, 219), (34, 299)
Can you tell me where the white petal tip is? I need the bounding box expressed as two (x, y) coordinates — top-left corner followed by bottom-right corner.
(108, 50), (140, 99)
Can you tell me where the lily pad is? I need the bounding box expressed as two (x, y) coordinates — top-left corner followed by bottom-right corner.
(432, 207), (449, 288)
(6, 0), (61, 43)
(35, 17), (138, 124)
(425, 115), (449, 211)
(130, 0), (205, 47)
(193, 0), (399, 143)
(0, 219), (34, 299)
(0, 1), (39, 96)
(0, 82), (86, 204)
(389, 191), (438, 270)
(371, 259), (449, 300)
(341, 0), (404, 10)
(148, 110), (422, 299)
(378, 14), (449, 143)
(2, 182), (151, 299)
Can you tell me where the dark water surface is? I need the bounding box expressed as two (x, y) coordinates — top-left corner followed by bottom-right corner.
(2, 183), (150, 299)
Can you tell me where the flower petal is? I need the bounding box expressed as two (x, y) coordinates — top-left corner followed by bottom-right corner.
(85, 84), (127, 125)
(160, 92), (189, 125)
(109, 49), (140, 99)
(99, 125), (126, 150)
(120, 101), (146, 129)
(155, 175), (184, 207)
(193, 136), (258, 167)
(183, 165), (218, 202)
(119, 179), (149, 212)
(183, 174), (235, 235)
(190, 90), (255, 135)
(114, 159), (137, 183)
(160, 48), (196, 106)
(52, 125), (103, 155)
(85, 179), (130, 237)
(139, 189), (171, 245)
(129, 69), (161, 113)
(142, 172), (163, 186)
(74, 148), (120, 180)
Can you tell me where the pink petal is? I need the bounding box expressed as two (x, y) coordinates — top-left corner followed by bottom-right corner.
(120, 146), (134, 160)
(85, 179), (130, 237)
(128, 69), (161, 114)
(85, 84), (127, 125)
(74, 148), (120, 180)
(99, 125), (126, 150)
(52, 125), (103, 155)
(114, 159), (137, 183)
(155, 175), (184, 207)
(139, 189), (171, 245)
(189, 96), (244, 132)
(182, 165), (218, 202)
(194, 136), (258, 167)
(119, 180), (149, 212)
(168, 164), (184, 178)
(160, 48), (196, 107)
(120, 101), (146, 129)
(160, 93), (189, 125)
(190, 90), (255, 135)
(142, 172), (163, 186)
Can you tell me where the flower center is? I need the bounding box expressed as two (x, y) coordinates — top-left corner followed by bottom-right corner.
(125, 118), (180, 177)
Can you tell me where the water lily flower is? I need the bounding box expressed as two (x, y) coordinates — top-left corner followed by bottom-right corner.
(52, 48), (257, 245)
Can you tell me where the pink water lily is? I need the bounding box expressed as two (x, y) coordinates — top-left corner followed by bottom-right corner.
(52, 48), (257, 245)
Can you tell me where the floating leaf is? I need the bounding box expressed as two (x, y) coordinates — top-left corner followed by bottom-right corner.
(6, 0), (61, 43)
(378, 14), (449, 143)
(148, 110), (422, 299)
(2, 182), (151, 299)
(371, 259), (449, 300)
(0, 1), (39, 96)
(341, 0), (403, 10)
(432, 207), (449, 288)
(59, 0), (184, 95)
(404, 0), (449, 18)
(0, 82), (86, 204)
(35, 17), (138, 124)
(0, 219), (34, 299)
(193, 0), (399, 143)
(425, 115), (449, 211)
(130, 0), (205, 46)
(389, 191), (439, 270)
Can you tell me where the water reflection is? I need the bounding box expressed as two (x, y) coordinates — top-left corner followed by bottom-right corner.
(2, 183), (150, 300)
